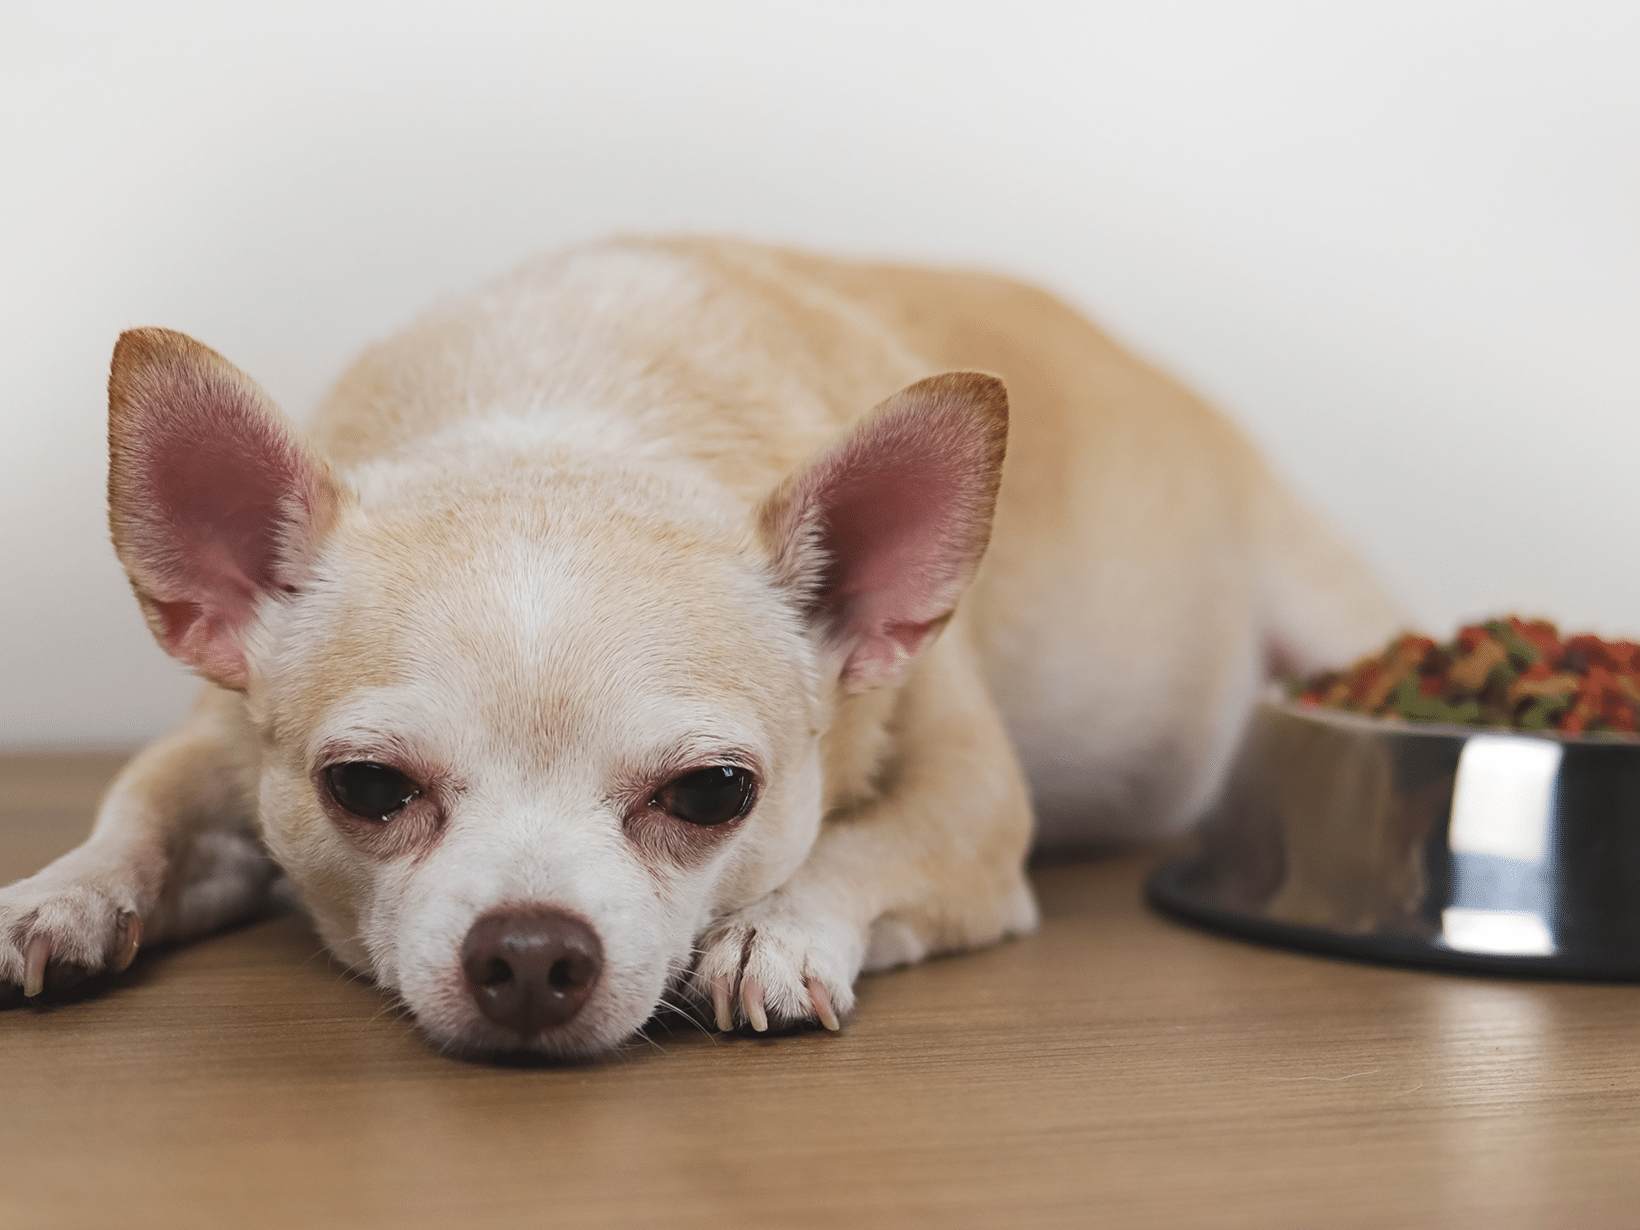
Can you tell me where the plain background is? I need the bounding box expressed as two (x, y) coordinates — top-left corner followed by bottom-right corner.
(3, 1), (1636, 748)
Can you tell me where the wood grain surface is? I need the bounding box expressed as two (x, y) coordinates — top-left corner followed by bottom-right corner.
(3, 752), (1639, 1229)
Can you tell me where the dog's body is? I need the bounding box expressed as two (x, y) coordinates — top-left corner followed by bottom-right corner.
(0, 238), (1398, 1055)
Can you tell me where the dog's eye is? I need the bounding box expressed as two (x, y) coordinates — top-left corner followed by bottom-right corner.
(652, 766), (756, 826)
(324, 762), (422, 819)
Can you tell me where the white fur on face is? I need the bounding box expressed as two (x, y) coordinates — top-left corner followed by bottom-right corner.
(247, 458), (826, 1057)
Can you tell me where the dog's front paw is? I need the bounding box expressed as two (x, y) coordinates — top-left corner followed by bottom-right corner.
(0, 854), (143, 1007)
(690, 896), (868, 1035)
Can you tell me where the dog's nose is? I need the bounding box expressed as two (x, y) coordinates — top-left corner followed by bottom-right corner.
(460, 907), (603, 1037)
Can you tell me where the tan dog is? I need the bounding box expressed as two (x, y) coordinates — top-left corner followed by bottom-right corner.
(0, 238), (1398, 1056)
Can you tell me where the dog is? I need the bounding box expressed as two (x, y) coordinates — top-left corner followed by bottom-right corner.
(0, 237), (1399, 1056)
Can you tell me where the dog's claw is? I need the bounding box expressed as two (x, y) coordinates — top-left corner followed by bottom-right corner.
(693, 907), (859, 1037)
(112, 911), (143, 974)
(22, 935), (51, 998)
(711, 977), (733, 1032)
(741, 976), (768, 1032)
(807, 977), (841, 1031)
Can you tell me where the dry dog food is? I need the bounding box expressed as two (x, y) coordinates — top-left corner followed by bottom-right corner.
(1292, 617), (1640, 735)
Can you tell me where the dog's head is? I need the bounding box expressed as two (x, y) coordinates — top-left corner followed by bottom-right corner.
(106, 327), (1006, 1058)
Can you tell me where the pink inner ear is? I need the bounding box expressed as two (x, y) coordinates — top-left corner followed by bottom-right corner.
(150, 426), (303, 607)
(111, 333), (334, 687)
(822, 447), (969, 617)
(781, 373), (1007, 690)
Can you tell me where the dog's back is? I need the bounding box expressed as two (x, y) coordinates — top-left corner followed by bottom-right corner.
(758, 248), (1400, 845)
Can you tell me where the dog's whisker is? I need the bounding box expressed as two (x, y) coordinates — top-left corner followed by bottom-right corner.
(652, 993), (718, 1042)
(630, 1025), (669, 1056)
(366, 996), (413, 1026)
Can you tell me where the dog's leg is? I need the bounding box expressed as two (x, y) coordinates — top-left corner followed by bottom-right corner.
(0, 327), (349, 1005)
(690, 370), (1030, 1032)
(0, 685), (275, 1004)
(691, 631), (1037, 1033)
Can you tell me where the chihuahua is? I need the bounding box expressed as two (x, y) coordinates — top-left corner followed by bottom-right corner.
(0, 238), (1398, 1056)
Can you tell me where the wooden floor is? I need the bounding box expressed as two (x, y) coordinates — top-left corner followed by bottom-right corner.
(3, 754), (1639, 1229)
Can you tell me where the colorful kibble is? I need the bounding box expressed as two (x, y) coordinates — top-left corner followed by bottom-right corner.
(1291, 617), (1640, 737)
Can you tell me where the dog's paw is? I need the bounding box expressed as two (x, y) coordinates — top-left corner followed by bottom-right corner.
(689, 895), (869, 1035)
(0, 854), (143, 1007)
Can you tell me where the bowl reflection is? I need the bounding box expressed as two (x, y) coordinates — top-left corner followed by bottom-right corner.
(1147, 702), (1640, 977)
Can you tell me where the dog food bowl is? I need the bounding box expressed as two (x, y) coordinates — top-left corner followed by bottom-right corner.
(1147, 701), (1640, 977)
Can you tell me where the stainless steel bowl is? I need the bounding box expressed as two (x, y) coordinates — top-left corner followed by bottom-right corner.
(1147, 700), (1640, 977)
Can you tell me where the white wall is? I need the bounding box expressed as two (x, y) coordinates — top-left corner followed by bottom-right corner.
(3, 1), (1636, 747)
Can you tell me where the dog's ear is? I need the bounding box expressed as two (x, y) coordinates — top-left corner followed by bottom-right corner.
(759, 371), (1008, 691)
(107, 328), (346, 690)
